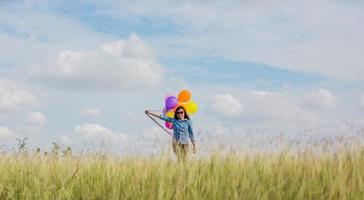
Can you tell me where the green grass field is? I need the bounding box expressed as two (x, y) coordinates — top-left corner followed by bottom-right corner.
(1, 150), (363, 200)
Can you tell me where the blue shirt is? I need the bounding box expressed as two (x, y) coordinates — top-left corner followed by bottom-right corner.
(160, 115), (195, 144)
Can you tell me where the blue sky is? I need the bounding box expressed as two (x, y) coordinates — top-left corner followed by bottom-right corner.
(0, 0), (364, 153)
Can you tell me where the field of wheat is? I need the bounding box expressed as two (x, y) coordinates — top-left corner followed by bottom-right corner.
(0, 149), (363, 200)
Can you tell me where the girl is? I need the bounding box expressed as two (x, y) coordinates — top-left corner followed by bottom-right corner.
(145, 106), (196, 161)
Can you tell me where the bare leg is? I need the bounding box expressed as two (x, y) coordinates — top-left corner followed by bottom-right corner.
(173, 142), (189, 162)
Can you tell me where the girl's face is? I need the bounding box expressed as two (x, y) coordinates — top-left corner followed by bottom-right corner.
(176, 109), (185, 119)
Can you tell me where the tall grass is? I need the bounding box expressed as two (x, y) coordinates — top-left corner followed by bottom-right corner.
(1, 150), (364, 199)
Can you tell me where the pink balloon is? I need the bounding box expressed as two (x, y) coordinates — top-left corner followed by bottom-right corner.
(165, 121), (173, 129)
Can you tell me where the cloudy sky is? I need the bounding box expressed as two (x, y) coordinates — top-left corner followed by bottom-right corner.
(0, 0), (363, 153)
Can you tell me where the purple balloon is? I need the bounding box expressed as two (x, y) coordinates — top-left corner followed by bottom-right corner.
(162, 107), (168, 115)
(165, 96), (178, 110)
(164, 93), (174, 102)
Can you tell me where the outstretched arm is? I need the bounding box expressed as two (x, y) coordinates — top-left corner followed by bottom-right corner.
(145, 110), (162, 119)
(145, 110), (173, 123)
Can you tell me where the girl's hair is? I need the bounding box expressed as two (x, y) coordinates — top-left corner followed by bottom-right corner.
(174, 106), (190, 120)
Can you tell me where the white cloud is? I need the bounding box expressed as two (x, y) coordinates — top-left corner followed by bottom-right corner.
(0, 3), (107, 69)
(1, 1), (364, 154)
(304, 89), (336, 110)
(98, 0), (364, 81)
(59, 125), (172, 155)
(359, 93), (364, 108)
(245, 91), (318, 129)
(211, 94), (243, 116)
(6, 1), (363, 82)
(74, 123), (127, 143)
(0, 126), (16, 139)
(0, 80), (45, 138)
(26, 111), (47, 126)
(29, 34), (163, 90)
(0, 80), (39, 113)
(81, 108), (101, 117)
(58, 135), (72, 145)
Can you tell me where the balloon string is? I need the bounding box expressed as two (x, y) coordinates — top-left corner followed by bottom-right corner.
(145, 112), (172, 136)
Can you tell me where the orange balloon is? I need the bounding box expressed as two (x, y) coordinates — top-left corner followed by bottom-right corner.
(178, 101), (187, 107)
(178, 90), (191, 102)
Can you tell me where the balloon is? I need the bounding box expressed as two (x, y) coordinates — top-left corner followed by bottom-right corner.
(178, 90), (191, 102)
(185, 101), (198, 114)
(165, 96), (178, 110)
(163, 106), (175, 114)
(165, 121), (173, 129)
(164, 93), (174, 102)
(166, 110), (174, 118)
(177, 101), (187, 109)
(162, 107), (168, 115)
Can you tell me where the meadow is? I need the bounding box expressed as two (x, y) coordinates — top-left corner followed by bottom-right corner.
(1, 148), (364, 200)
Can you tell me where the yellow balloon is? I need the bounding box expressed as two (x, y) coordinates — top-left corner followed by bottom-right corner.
(185, 101), (198, 114)
(166, 110), (175, 118)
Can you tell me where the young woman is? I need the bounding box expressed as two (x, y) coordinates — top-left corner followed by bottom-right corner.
(145, 106), (196, 161)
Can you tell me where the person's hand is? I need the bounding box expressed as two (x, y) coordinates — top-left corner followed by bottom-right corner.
(192, 143), (197, 154)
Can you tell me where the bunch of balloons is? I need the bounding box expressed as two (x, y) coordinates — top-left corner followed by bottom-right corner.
(163, 90), (198, 129)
